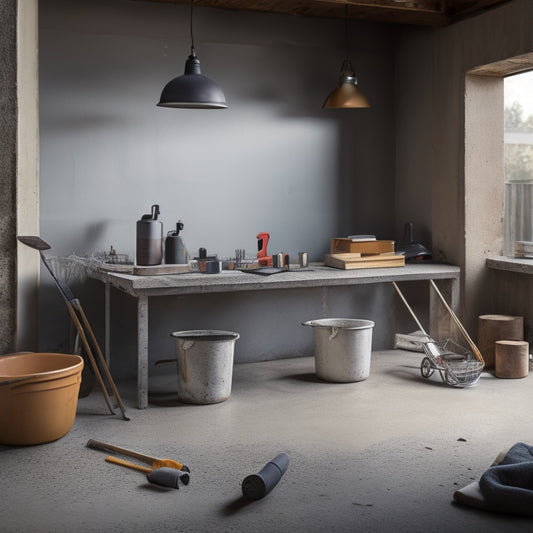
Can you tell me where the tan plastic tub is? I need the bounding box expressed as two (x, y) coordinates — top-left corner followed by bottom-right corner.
(0, 353), (84, 445)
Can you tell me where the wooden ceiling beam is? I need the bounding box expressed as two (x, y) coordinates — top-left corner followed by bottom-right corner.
(136, 0), (509, 26)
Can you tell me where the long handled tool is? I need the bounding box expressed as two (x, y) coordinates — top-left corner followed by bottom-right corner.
(429, 279), (484, 364)
(392, 281), (433, 351)
(392, 281), (430, 337)
(17, 236), (129, 420)
(86, 438), (190, 472)
(393, 280), (484, 386)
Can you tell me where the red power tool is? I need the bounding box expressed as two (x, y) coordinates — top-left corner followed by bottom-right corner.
(256, 232), (272, 266)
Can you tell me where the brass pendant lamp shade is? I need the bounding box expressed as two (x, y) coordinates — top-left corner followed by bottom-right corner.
(322, 59), (369, 109)
(157, 1), (227, 109)
(322, 5), (369, 109)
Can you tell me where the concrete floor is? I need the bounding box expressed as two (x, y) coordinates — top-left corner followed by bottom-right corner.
(1, 350), (532, 532)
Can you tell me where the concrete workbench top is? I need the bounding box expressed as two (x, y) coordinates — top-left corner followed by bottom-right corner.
(86, 262), (460, 298)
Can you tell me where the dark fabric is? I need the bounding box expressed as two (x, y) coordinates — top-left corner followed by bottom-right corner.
(478, 442), (533, 516)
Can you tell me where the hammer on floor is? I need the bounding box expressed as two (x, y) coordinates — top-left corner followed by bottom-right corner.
(105, 456), (190, 489)
(86, 438), (190, 473)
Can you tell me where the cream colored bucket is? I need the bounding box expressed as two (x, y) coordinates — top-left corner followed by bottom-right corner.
(303, 319), (375, 382)
(171, 330), (239, 404)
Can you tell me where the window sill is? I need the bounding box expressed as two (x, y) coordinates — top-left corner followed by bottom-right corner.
(486, 255), (533, 275)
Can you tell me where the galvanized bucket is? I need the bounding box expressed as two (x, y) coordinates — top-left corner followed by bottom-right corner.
(170, 330), (240, 404)
(303, 318), (375, 382)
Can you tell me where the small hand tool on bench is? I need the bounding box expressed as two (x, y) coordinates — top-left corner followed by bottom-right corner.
(256, 231), (272, 266)
(86, 438), (190, 473)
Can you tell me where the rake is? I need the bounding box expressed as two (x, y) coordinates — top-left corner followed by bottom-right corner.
(18, 235), (129, 420)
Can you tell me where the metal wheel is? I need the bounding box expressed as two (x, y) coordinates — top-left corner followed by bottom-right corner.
(420, 357), (434, 379)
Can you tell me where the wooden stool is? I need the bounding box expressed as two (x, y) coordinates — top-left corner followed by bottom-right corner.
(478, 314), (523, 369)
(495, 340), (529, 379)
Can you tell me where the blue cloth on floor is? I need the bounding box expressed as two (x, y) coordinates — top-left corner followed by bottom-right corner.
(478, 442), (533, 516)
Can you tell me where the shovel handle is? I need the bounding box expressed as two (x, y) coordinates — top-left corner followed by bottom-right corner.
(87, 439), (188, 471)
(87, 439), (157, 464)
(105, 456), (151, 473)
(392, 281), (428, 336)
(429, 280), (484, 364)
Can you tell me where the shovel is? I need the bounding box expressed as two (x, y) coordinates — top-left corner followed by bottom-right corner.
(87, 438), (190, 472)
(104, 456), (190, 489)
(17, 236), (129, 421)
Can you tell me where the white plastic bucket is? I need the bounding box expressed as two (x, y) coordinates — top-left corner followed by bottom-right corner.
(303, 318), (375, 382)
(170, 330), (240, 404)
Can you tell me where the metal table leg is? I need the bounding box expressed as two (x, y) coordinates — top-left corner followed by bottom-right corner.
(104, 282), (110, 366)
(137, 295), (149, 409)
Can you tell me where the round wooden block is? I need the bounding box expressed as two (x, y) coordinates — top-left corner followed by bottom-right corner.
(495, 340), (529, 379)
(478, 314), (523, 369)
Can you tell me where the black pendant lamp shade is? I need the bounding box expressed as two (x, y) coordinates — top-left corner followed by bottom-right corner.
(157, 1), (227, 109)
(322, 4), (370, 109)
(157, 50), (227, 109)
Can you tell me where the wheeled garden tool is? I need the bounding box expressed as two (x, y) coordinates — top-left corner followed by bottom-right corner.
(392, 280), (484, 387)
(17, 236), (129, 420)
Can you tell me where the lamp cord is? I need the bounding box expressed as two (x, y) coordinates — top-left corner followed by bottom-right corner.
(344, 3), (349, 59)
(190, 0), (196, 56)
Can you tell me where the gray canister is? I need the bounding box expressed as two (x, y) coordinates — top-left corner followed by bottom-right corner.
(302, 318), (375, 382)
(165, 221), (188, 264)
(136, 204), (163, 266)
(170, 330), (240, 404)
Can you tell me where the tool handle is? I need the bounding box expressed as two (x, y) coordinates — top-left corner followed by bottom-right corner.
(256, 232), (270, 258)
(105, 455), (151, 473)
(86, 439), (157, 465)
(392, 281), (428, 336)
(242, 453), (289, 500)
(429, 280), (484, 364)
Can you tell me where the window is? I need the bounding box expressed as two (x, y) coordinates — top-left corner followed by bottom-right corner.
(504, 70), (533, 257)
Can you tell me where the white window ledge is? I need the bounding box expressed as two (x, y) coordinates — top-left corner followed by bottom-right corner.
(486, 255), (533, 275)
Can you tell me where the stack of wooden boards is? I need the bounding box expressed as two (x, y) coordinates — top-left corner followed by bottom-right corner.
(514, 241), (533, 258)
(325, 238), (405, 270)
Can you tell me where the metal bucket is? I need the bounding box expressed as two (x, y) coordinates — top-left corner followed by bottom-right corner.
(170, 330), (240, 404)
(303, 319), (375, 382)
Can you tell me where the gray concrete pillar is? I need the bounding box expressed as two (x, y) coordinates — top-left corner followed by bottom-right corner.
(0, 0), (39, 354)
(0, 0), (18, 354)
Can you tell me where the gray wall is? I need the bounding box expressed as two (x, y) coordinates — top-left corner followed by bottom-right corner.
(38, 0), (398, 377)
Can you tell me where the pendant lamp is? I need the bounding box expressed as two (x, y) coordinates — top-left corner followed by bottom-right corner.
(322, 5), (369, 109)
(157, 0), (227, 109)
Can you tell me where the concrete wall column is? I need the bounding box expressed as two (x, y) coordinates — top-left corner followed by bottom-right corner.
(0, 0), (18, 354)
(16, 0), (40, 351)
(0, 0), (39, 354)
(464, 74), (504, 327)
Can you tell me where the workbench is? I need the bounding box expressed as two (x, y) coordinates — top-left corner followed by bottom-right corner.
(86, 263), (460, 409)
